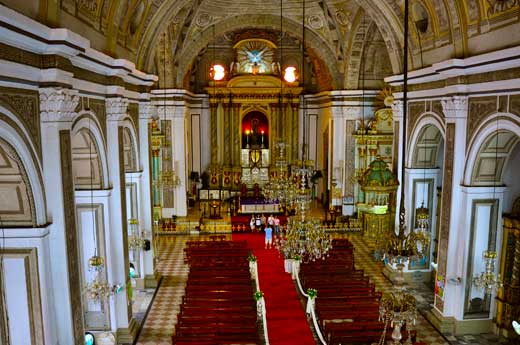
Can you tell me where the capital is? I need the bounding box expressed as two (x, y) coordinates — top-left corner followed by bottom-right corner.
(139, 102), (156, 119)
(391, 100), (404, 120)
(441, 96), (468, 119)
(106, 97), (129, 120)
(39, 87), (79, 122)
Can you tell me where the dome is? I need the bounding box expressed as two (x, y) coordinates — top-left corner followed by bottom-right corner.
(359, 157), (399, 191)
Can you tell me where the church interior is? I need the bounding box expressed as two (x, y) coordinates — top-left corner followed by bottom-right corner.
(1, 0), (520, 344)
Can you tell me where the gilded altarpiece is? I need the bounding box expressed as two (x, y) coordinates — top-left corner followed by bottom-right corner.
(205, 75), (302, 188)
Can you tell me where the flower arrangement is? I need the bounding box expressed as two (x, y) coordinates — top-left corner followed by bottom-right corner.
(307, 288), (318, 299)
(247, 251), (257, 262)
(293, 254), (301, 261)
(254, 290), (264, 301)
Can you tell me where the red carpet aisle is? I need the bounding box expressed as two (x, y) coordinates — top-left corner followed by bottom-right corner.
(233, 233), (315, 345)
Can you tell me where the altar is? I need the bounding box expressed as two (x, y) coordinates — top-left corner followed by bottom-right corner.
(240, 201), (280, 214)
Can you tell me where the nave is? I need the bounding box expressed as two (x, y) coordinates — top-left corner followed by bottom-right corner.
(132, 232), (465, 345)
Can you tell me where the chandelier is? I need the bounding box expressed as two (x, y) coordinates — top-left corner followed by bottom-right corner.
(128, 218), (146, 251)
(274, 159), (331, 262)
(160, 169), (181, 191)
(472, 250), (503, 293)
(85, 255), (121, 303)
(264, 142), (298, 209)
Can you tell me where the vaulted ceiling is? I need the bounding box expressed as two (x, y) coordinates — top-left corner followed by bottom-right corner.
(7, 0), (520, 90)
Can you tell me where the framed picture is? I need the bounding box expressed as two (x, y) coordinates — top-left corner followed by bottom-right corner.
(199, 189), (209, 200)
(209, 189), (221, 200)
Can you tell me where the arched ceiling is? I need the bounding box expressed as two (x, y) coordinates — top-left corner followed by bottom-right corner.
(10, 1), (520, 89)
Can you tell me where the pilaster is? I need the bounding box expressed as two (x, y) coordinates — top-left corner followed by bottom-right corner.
(138, 102), (156, 282)
(435, 96), (468, 316)
(106, 97), (136, 343)
(391, 100), (404, 227)
(39, 87), (83, 345)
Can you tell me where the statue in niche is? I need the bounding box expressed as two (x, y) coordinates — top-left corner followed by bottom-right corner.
(250, 119), (261, 147)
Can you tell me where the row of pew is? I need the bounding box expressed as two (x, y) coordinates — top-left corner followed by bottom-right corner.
(300, 238), (415, 345)
(172, 240), (260, 345)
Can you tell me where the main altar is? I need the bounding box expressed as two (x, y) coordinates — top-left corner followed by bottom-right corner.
(204, 36), (303, 193)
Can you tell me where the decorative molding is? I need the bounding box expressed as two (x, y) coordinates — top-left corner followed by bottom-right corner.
(39, 88), (79, 122)
(106, 97), (129, 121)
(467, 96), (498, 147)
(431, 100), (445, 119)
(408, 102), (426, 138)
(0, 87), (41, 158)
(89, 98), (107, 138)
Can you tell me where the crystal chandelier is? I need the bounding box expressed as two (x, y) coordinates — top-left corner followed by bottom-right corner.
(264, 142), (298, 209)
(274, 161), (331, 262)
(472, 250), (503, 293)
(85, 256), (121, 303)
(128, 218), (146, 251)
(161, 169), (181, 191)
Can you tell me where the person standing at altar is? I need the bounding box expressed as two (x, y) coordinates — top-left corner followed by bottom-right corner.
(255, 214), (262, 231)
(260, 214), (267, 231)
(264, 224), (273, 249)
(267, 214), (274, 229)
(273, 215), (280, 235)
(250, 214), (256, 232)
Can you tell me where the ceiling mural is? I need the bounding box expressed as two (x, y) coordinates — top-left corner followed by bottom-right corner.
(11, 0), (515, 89)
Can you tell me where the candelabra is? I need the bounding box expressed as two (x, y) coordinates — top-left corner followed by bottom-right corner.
(472, 250), (503, 293)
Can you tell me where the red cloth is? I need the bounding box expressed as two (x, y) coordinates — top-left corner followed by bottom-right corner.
(233, 233), (315, 345)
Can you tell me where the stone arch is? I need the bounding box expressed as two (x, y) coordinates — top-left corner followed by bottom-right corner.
(407, 112), (445, 167)
(71, 113), (110, 189)
(0, 106), (46, 226)
(464, 113), (520, 186)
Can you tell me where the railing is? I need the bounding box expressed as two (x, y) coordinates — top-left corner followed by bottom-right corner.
(250, 259), (270, 345)
(290, 259), (328, 345)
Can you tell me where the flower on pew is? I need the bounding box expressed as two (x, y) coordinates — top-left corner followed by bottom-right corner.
(247, 252), (257, 262)
(307, 288), (318, 299)
(292, 254), (301, 261)
(253, 290), (264, 301)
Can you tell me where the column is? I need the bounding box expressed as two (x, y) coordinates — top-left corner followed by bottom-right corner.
(106, 97), (137, 343)
(138, 102), (157, 286)
(39, 87), (83, 345)
(210, 101), (218, 165)
(222, 102), (232, 166)
(232, 103), (241, 167)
